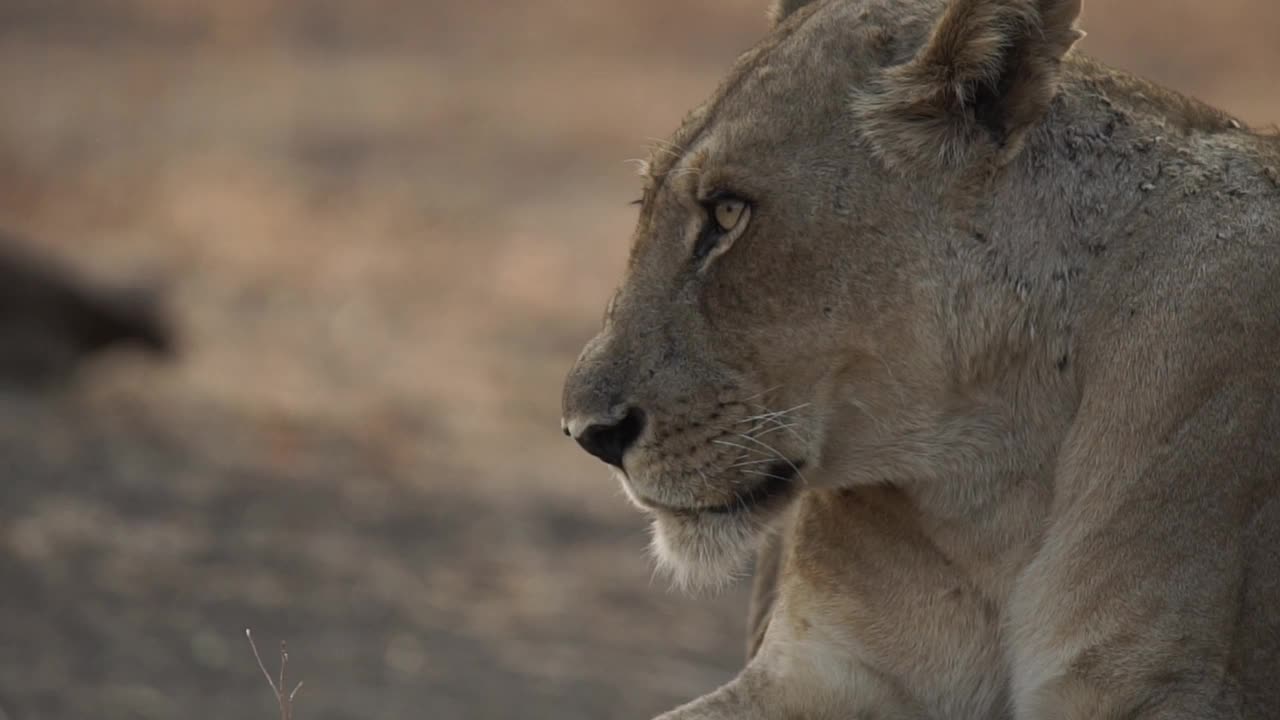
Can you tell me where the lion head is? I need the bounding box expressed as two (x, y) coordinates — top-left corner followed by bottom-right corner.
(562, 0), (1088, 590)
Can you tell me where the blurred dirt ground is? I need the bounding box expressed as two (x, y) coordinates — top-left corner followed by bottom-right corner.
(0, 2), (1276, 719)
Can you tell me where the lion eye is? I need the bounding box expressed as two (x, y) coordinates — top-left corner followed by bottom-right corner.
(713, 198), (746, 232)
(693, 194), (752, 263)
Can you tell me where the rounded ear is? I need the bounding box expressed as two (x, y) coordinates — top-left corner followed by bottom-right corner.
(852, 0), (1085, 171)
(769, 0), (821, 25)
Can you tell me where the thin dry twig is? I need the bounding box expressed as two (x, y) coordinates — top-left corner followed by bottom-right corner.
(246, 628), (304, 720)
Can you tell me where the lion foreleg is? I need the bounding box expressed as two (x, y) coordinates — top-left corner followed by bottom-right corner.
(656, 609), (925, 720)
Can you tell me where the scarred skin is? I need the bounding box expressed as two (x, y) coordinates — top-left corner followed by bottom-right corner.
(562, 0), (1280, 717)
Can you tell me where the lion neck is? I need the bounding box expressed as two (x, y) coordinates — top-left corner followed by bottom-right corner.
(818, 58), (1247, 548)
(948, 58), (1239, 389)
(860, 69), (1194, 524)
(888, 58), (1240, 512)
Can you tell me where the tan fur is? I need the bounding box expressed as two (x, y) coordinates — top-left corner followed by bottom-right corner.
(563, 0), (1280, 717)
(853, 0), (1085, 169)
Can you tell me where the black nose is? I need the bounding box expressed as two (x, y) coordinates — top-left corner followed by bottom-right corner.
(574, 408), (645, 468)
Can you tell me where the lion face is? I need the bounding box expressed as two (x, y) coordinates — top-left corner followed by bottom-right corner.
(563, 0), (1084, 589)
(562, 1), (916, 590)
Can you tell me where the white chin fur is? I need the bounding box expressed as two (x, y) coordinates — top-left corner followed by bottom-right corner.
(648, 511), (762, 594)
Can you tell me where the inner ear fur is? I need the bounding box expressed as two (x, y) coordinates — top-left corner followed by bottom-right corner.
(769, 0), (821, 24)
(852, 0), (1085, 171)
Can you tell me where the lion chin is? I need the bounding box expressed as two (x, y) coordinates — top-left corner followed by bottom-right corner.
(647, 510), (766, 594)
(616, 464), (802, 593)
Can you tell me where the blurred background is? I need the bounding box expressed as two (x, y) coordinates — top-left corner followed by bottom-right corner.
(0, 1), (1274, 718)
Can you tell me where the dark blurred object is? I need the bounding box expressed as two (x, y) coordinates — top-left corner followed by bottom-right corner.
(0, 231), (175, 386)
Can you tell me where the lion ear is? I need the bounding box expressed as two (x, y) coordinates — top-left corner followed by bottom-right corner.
(769, 0), (820, 24)
(853, 0), (1085, 170)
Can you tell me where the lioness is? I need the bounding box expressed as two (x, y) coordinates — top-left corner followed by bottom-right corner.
(562, 0), (1280, 717)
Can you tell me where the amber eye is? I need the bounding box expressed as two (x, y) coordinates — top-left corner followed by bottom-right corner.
(713, 197), (747, 232)
(693, 194), (752, 263)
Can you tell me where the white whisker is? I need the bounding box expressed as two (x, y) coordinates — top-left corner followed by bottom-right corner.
(712, 439), (771, 457)
(742, 469), (791, 482)
(724, 456), (784, 470)
(738, 385), (783, 404)
(733, 432), (808, 486)
(739, 402), (811, 425)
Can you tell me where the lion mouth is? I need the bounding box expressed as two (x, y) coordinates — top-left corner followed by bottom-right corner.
(639, 460), (803, 517)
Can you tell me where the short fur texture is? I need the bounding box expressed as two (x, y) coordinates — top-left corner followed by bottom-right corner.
(563, 0), (1280, 717)
(853, 0), (1085, 169)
